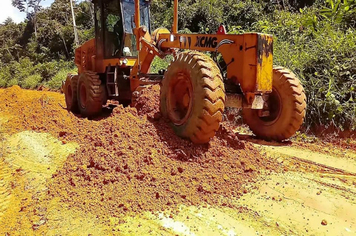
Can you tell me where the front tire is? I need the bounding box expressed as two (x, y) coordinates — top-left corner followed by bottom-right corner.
(161, 51), (226, 144)
(243, 67), (306, 141)
(64, 74), (79, 113)
(77, 71), (104, 117)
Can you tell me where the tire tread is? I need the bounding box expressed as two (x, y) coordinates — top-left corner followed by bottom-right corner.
(243, 67), (306, 141)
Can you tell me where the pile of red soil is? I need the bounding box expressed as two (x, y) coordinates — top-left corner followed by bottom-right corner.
(0, 85), (276, 218)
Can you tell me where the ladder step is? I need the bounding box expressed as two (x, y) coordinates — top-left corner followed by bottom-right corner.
(106, 66), (119, 97)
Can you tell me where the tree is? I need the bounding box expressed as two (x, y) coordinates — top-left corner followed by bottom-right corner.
(0, 18), (24, 63)
(12, 0), (42, 37)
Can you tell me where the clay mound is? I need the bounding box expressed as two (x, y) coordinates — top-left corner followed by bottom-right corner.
(1, 85), (22, 101)
(0, 86), (276, 218)
(133, 85), (161, 119)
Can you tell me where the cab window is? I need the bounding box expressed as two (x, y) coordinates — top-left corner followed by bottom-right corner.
(122, 0), (150, 34)
(121, 0), (150, 57)
(103, 0), (123, 58)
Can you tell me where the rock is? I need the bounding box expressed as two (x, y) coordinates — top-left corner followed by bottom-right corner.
(32, 218), (47, 230)
(321, 219), (327, 226)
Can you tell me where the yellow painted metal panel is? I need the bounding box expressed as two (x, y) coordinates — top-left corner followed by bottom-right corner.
(256, 34), (273, 92)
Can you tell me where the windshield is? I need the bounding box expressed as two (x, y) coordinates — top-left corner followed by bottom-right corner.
(122, 0), (150, 34)
(103, 0), (123, 58)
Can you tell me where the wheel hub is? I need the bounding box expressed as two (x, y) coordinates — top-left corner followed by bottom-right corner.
(167, 72), (193, 125)
(182, 93), (190, 108)
(258, 88), (282, 123)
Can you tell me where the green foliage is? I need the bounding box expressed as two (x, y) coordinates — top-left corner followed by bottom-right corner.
(320, 0), (356, 26)
(1, 0), (94, 65)
(12, 0), (41, 13)
(0, 78), (6, 87)
(22, 74), (42, 89)
(151, 0), (265, 33)
(250, 6), (356, 131)
(0, 0), (87, 90)
(150, 56), (172, 73)
(7, 79), (19, 87)
(36, 60), (74, 81)
(0, 19), (24, 63)
(0, 57), (74, 89)
(46, 68), (76, 90)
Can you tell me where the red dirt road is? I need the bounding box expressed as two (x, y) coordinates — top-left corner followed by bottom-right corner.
(0, 86), (355, 235)
(0, 86), (277, 234)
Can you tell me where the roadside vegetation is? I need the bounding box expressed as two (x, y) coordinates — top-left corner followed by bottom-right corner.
(0, 0), (355, 132)
(0, 0), (92, 90)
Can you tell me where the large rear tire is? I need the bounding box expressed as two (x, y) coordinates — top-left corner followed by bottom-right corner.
(243, 66), (306, 141)
(161, 51), (226, 144)
(64, 74), (79, 113)
(77, 71), (104, 117)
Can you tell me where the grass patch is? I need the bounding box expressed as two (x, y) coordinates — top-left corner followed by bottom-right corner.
(21, 74), (42, 89)
(46, 68), (77, 90)
(6, 79), (19, 87)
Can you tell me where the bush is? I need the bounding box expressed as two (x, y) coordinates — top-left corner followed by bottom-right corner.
(150, 56), (172, 73)
(34, 60), (74, 82)
(0, 78), (6, 87)
(46, 68), (76, 90)
(234, 6), (356, 131)
(0, 58), (34, 87)
(0, 67), (10, 88)
(0, 57), (40, 88)
(7, 78), (19, 87)
(0, 59), (75, 89)
(22, 74), (42, 89)
(34, 61), (60, 82)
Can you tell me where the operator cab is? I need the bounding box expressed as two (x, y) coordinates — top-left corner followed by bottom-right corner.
(93, 0), (151, 59)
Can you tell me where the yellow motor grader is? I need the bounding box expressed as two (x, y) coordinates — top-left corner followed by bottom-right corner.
(63, 0), (306, 143)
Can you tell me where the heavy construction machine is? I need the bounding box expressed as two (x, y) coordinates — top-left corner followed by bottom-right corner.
(63, 0), (306, 144)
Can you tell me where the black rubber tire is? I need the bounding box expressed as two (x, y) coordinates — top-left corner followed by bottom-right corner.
(64, 74), (79, 113)
(161, 51), (226, 144)
(77, 71), (104, 117)
(242, 66), (307, 141)
(101, 84), (108, 105)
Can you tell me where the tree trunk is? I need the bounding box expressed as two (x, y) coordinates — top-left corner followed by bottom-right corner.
(33, 0), (42, 39)
(34, 17), (37, 38)
(70, 0), (80, 47)
(60, 33), (70, 59)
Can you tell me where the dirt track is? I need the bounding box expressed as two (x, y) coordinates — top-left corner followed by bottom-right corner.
(0, 86), (355, 235)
